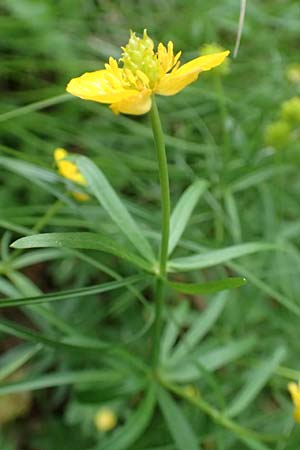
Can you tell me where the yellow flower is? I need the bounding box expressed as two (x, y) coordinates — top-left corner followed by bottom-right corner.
(66, 30), (229, 115)
(94, 408), (117, 432)
(288, 382), (300, 423)
(54, 148), (89, 201)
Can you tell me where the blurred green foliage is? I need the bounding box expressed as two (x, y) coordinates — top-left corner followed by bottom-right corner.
(1, 0), (300, 449)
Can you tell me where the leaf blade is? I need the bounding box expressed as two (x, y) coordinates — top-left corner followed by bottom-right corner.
(77, 156), (155, 263)
(11, 232), (153, 272)
(168, 242), (274, 272)
(169, 179), (208, 255)
(158, 387), (200, 450)
(168, 277), (246, 295)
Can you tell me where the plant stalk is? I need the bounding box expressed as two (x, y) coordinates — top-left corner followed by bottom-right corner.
(149, 97), (170, 368)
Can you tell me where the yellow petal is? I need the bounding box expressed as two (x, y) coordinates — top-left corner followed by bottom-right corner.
(156, 50), (230, 96)
(72, 191), (90, 202)
(54, 148), (86, 185)
(288, 382), (300, 404)
(66, 70), (138, 104)
(110, 90), (152, 115)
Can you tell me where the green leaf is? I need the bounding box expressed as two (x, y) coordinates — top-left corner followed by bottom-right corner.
(0, 370), (122, 395)
(226, 346), (286, 418)
(169, 292), (229, 364)
(77, 156), (155, 263)
(158, 387), (200, 450)
(12, 249), (64, 269)
(168, 277), (246, 295)
(89, 383), (156, 450)
(0, 317), (109, 353)
(0, 344), (41, 381)
(161, 301), (190, 362)
(167, 337), (257, 383)
(0, 275), (143, 308)
(168, 242), (274, 272)
(168, 179), (208, 255)
(11, 232), (153, 272)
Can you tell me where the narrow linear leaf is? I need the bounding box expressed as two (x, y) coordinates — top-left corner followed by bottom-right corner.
(230, 166), (292, 193)
(11, 232), (153, 272)
(168, 337), (257, 383)
(89, 383), (156, 450)
(229, 261), (300, 317)
(13, 249), (64, 269)
(0, 319), (145, 372)
(158, 387), (200, 450)
(161, 301), (190, 362)
(0, 318), (110, 353)
(168, 277), (246, 295)
(169, 179), (208, 255)
(0, 275), (143, 308)
(168, 242), (274, 272)
(170, 291), (229, 363)
(77, 156), (155, 263)
(0, 370), (122, 395)
(226, 346), (286, 418)
(0, 344), (41, 381)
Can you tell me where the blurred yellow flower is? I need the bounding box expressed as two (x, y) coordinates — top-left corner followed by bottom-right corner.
(66, 30), (229, 115)
(264, 120), (291, 149)
(281, 97), (300, 124)
(54, 148), (89, 201)
(286, 64), (300, 85)
(0, 370), (32, 424)
(288, 382), (300, 423)
(94, 408), (117, 432)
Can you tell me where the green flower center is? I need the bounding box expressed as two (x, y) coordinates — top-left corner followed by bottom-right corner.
(121, 30), (161, 87)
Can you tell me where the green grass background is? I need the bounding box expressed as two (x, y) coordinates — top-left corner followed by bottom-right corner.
(1, 0), (300, 449)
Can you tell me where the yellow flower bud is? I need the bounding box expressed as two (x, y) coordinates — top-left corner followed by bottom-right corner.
(94, 408), (117, 432)
(183, 384), (200, 398)
(281, 97), (300, 124)
(264, 120), (291, 149)
(286, 64), (300, 85)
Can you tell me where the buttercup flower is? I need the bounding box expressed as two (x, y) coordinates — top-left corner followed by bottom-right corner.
(66, 30), (229, 115)
(288, 382), (300, 423)
(54, 148), (89, 201)
(94, 408), (117, 432)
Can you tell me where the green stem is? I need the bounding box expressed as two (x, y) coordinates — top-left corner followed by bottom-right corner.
(160, 377), (282, 443)
(149, 97), (171, 368)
